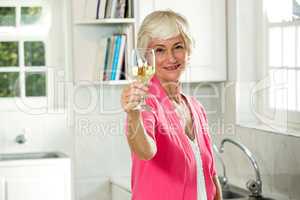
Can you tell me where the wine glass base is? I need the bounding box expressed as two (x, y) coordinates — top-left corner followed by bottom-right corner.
(133, 104), (152, 112)
(140, 104), (152, 112)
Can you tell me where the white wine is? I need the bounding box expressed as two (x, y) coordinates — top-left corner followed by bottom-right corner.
(131, 48), (155, 111)
(133, 64), (155, 84)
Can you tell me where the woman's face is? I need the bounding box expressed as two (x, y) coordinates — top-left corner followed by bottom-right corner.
(148, 35), (188, 83)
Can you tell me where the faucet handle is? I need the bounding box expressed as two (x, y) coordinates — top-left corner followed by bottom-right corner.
(246, 179), (262, 197)
(218, 176), (228, 189)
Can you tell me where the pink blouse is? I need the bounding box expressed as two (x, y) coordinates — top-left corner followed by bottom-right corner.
(126, 75), (217, 200)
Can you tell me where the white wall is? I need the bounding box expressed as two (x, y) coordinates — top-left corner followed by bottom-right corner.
(0, 111), (73, 155)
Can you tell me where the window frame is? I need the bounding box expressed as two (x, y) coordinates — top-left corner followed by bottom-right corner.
(259, 1), (300, 133)
(0, 0), (52, 111)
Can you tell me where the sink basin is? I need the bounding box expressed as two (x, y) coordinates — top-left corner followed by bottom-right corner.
(0, 152), (65, 161)
(221, 184), (283, 200)
(248, 196), (276, 200)
(223, 190), (246, 199)
(221, 184), (249, 199)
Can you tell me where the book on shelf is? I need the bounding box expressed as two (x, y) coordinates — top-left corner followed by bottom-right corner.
(125, 0), (133, 18)
(115, 35), (127, 80)
(115, 0), (126, 18)
(104, 35), (115, 80)
(96, 0), (132, 18)
(100, 34), (127, 81)
(96, 38), (108, 81)
(110, 0), (118, 18)
(96, 0), (108, 19)
(102, 37), (111, 81)
(105, 0), (113, 18)
(110, 35), (122, 80)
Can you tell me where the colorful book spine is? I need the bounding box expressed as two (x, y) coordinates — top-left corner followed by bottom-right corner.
(102, 37), (111, 81)
(106, 35), (115, 80)
(115, 35), (126, 80)
(110, 35), (121, 80)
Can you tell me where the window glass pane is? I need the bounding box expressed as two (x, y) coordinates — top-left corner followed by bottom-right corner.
(21, 7), (42, 25)
(297, 71), (300, 111)
(294, 0), (300, 18)
(0, 72), (19, 97)
(24, 41), (45, 66)
(25, 72), (46, 96)
(0, 7), (16, 26)
(266, 0), (293, 22)
(0, 42), (19, 67)
(269, 69), (287, 110)
(297, 26), (300, 67)
(269, 27), (282, 67)
(287, 69), (296, 110)
(283, 26), (296, 67)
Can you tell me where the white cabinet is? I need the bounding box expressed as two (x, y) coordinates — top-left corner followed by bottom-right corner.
(0, 160), (71, 200)
(137, 0), (227, 82)
(0, 178), (4, 200)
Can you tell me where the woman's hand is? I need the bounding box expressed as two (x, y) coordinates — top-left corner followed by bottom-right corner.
(121, 81), (156, 160)
(214, 175), (223, 200)
(121, 81), (149, 113)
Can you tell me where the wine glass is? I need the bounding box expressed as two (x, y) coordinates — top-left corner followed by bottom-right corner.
(130, 48), (156, 111)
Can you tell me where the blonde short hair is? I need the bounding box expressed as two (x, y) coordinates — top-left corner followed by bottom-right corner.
(137, 10), (194, 54)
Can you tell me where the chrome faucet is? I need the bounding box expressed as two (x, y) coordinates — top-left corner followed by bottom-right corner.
(15, 134), (26, 144)
(212, 144), (228, 188)
(219, 138), (262, 197)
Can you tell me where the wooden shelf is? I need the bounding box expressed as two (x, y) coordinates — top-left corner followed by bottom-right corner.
(75, 80), (130, 86)
(100, 80), (131, 85)
(74, 18), (135, 25)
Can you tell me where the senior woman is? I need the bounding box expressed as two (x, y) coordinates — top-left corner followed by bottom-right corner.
(121, 10), (222, 200)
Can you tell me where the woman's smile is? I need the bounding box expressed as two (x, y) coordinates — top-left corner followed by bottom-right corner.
(163, 64), (181, 71)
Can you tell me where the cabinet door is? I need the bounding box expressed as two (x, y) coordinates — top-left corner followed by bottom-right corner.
(5, 177), (65, 200)
(140, 0), (226, 82)
(0, 164), (70, 200)
(0, 178), (4, 200)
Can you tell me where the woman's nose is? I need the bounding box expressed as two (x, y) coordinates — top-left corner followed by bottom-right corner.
(166, 50), (176, 63)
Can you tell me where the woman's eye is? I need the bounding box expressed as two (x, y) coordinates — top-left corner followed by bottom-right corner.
(155, 48), (165, 53)
(175, 45), (184, 49)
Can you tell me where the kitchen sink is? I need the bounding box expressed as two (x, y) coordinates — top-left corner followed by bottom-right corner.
(0, 152), (66, 161)
(248, 196), (276, 200)
(222, 184), (249, 199)
(223, 190), (246, 199)
(221, 185), (278, 200)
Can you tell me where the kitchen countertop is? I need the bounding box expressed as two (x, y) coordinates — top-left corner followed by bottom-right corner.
(110, 176), (131, 192)
(110, 176), (290, 200)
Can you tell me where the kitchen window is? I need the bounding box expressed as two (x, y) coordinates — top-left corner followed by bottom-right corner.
(261, 0), (300, 131)
(0, 4), (47, 98)
(0, 0), (69, 112)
